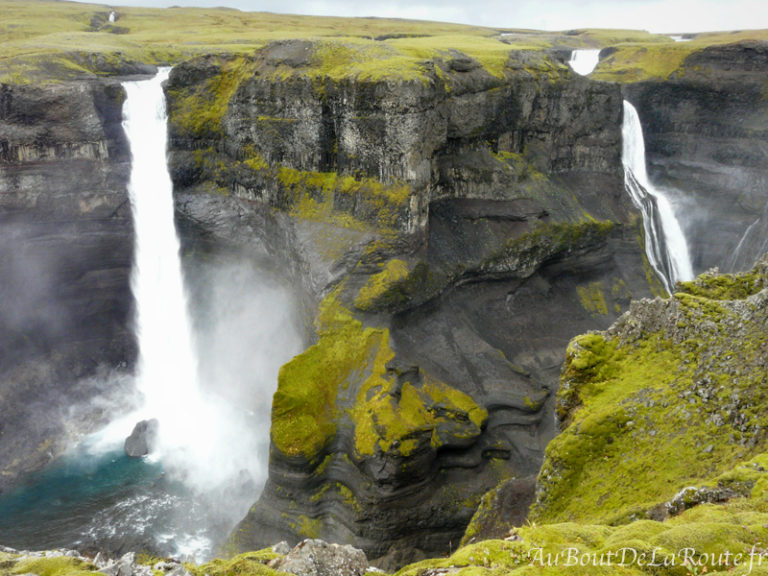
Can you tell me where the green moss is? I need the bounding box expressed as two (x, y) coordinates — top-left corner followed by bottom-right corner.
(11, 558), (97, 576)
(297, 514), (322, 538)
(167, 56), (253, 139)
(577, 282), (609, 316)
(354, 260), (448, 312)
(271, 290), (387, 461)
(190, 551), (280, 576)
(482, 220), (615, 277)
(532, 259), (768, 527)
(352, 362), (488, 457)
(676, 269), (763, 300)
(398, 494), (768, 575)
(591, 44), (691, 82)
(355, 259), (410, 311)
(276, 166), (411, 232)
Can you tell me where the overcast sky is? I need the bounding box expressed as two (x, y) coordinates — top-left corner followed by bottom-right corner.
(85, 0), (768, 33)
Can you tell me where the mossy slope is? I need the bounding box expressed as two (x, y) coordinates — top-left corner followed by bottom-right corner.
(271, 289), (487, 463)
(395, 498), (768, 575)
(533, 259), (768, 525)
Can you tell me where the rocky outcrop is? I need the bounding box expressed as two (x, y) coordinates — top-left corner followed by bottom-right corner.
(623, 41), (768, 273)
(164, 42), (659, 569)
(0, 540), (373, 576)
(124, 419), (158, 457)
(166, 45), (629, 245)
(532, 257), (768, 525)
(271, 539), (369, 576)
(0, 79), (136, 491)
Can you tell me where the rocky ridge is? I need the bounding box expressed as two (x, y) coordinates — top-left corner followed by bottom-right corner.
(163, 41), (659, 567)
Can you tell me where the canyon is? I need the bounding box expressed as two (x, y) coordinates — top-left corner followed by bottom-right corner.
(0, 4), (767, 573)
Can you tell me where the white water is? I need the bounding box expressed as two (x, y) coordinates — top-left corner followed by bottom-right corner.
(622, 100), (694, 293)
(120, 68), (215, 468)
(568, 49), (601, 76)
(3, 68), (302, 560)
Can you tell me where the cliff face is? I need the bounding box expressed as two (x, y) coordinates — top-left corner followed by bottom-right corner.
(168, 45), (629, 236)
(0, 79), (136, 490)
(623, 41), (768, 273)
(164, 43), (657, 568)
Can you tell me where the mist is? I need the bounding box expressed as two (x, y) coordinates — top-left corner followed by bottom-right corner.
(2, 71), (307, 558)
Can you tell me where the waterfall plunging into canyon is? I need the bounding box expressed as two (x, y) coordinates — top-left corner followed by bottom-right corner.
(621, 100), (694, 293)
(122, 69), (206, 460)
(568, 49), (601, 76)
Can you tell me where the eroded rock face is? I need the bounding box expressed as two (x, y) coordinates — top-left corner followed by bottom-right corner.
(623, 41), (768, 273)
(0, 79), (136, 491)
(164, 42), (659, 568)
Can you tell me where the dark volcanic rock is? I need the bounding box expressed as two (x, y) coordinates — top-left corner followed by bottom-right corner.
(623, 41), (768, 273)
(461, 477), (537, 545)
(0, 79), (136, 491)
(124, 419), (159, 457)
(165, 43), (658, 568)
(272, 539), (368, 576)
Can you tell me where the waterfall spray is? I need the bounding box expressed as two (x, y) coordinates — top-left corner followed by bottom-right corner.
(621, 100), (694, 293)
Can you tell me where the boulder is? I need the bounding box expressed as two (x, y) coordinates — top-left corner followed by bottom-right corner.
(124, 419), (159, 457)
(273, 539), (368, 576)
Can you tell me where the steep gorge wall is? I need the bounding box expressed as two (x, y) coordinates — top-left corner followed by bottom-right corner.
(164, 43), (659, 568)
(0, 80), (135, 489)
(623, 41), (768, 273)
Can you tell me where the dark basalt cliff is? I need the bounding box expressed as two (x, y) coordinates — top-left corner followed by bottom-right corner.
(623, 41), (768, 273)
(3, 35), (765, 570)
(163, 43), (657, 568)
(0, 80), (136, 490)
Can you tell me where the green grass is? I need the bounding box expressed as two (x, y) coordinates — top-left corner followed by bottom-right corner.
(0, 0), (551, 82)
(592, 29), (768, 82)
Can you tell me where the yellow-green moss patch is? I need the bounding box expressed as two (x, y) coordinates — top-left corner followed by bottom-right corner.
(271, 291), (389, 461)
(352, 368), (488, 457)
(11, 557), (97, 576)
(532, 259), (768, 526)
(189, 550), (280, 576)
(577, 282), (609, 316)
(355, 259), (410, 311)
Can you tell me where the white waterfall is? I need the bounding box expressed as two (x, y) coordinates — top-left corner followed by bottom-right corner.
(568, 49), (601, 76)
(622, 100), (694, 293)
(18, 67), (302, 560)
(122, 69), (214, 474)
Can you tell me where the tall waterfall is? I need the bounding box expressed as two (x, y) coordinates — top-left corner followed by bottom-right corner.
(122, 68), (209, 460)
(621, 100), (694, 293)
(568, 49), (601, 76)
(0, 68), (302, 560)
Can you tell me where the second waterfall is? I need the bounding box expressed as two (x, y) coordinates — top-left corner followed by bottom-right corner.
(621, 100), (694, 293)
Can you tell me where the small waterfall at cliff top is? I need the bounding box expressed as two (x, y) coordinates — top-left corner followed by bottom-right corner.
(622, 100), (694, 293)
(568, 49), (601, 76)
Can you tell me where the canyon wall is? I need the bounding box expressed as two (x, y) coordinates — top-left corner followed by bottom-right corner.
(623, 41), (768, 273)
(163, 44), (658, 568)
(0, 80), (135, 490)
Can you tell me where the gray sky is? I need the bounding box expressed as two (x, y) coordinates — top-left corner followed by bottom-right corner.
(86, 0), (768, 33)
